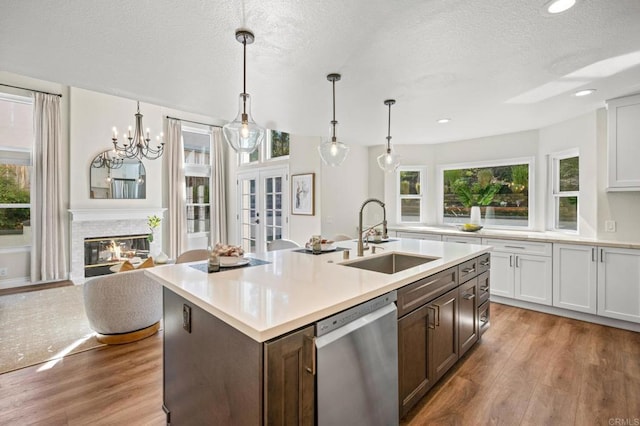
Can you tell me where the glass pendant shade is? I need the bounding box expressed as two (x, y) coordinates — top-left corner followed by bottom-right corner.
(223, 93), (265, 153)
(377, 149), (401, 173)
(318, 138), (350, 167)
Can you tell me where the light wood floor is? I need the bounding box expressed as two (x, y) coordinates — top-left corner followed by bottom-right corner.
(0, 303), (638, 425)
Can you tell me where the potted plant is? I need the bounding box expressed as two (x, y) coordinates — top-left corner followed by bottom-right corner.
(452, 170), (502, 225)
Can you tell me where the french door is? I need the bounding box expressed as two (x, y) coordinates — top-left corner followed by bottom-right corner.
(237, 167), (289, 253)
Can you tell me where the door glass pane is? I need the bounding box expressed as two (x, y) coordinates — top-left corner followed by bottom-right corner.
(266, 193), (273, 210)
(275, 177), (282, 192)
(401, 199), (420, 222)
(559, 156), (579, 192)
(266, 177), (273, 193)
(557, 196), (578, 230)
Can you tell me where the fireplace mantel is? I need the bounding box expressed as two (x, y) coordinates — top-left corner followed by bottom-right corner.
(69, 208), (166, 222)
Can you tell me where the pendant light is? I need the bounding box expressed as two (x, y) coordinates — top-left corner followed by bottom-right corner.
(318, 73), (349, 167)
(223, 29), (265, 154)
(377, 99), (401, 172)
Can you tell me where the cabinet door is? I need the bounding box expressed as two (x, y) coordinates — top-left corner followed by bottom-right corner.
(458, 277), (478, 357)
(428, 289), (459, 383)
(489, 251), (515, 298)
(553, 244), (597, 314)
(398, 305), (432, 418)
(607, 94), (640, 190)
(597, 247), (640, 323)
(514, 254), (552, 306)
(264, 326), (315, 425)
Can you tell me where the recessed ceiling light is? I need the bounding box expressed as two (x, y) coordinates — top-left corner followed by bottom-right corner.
(545, 0), (577, 14)
(574, 89), (596, 97)
(437, 118), (451, 124)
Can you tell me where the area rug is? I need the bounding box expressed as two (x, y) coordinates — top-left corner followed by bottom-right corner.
(0, 284), (105, 374)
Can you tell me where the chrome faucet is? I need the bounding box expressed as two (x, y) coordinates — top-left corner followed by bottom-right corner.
(358, 198), (388, 256)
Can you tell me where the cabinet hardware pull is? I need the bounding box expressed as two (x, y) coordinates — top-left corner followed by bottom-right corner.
(505, 245), (526, 250)
(431, 304), (441, 327)
(304, 335), (316, 375)
(480, 315), (488, 324)
(480, 286), (490, 292)
(463, 293), (475, 300)
(480, 261), (490, 267)
(592, 248), (596, 262)
(509, 255), (513, 267)
(461, 267), (475, 274)
(600, 248), (604, 263)
(515, 256), (519, 268)
(427, 306), (437, 329)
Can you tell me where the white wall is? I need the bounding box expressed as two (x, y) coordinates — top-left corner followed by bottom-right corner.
(0, 72), (69, 287)
(539, 111), (598, 237)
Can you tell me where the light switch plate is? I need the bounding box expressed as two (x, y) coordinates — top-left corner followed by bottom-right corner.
(605, 220), (616, 232)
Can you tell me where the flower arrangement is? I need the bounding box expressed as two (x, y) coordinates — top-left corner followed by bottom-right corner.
(147, 215), (161, 243)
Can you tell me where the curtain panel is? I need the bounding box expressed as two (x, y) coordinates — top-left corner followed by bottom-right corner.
(210, 127), (227, 244)
(31, 93), (68, 282)
(167, 118), (187, 259)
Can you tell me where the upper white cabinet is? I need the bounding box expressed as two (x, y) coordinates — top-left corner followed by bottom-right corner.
(598, 247), (640, 323)
(553, 244), (597, 314)
(607, 94), (640, 191)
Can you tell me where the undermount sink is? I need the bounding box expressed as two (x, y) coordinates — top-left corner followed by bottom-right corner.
(341, 252), (439, 274)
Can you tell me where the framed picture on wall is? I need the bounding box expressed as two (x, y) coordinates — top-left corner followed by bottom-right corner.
(291, 173), (315, 215)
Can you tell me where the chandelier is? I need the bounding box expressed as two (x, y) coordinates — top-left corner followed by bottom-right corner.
(377, 99), (401, 172)
(111, 101), (164, 160)
(318, 73), (349, 167)
(223, 29), (266, 153)
(91, 151), (124, 169)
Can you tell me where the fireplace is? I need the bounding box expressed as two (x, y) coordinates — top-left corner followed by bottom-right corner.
(69, 208), (165, 283)
(84, 234), (150, 277)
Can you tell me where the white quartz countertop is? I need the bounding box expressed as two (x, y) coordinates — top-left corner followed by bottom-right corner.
(146, 239), (490, 343)
(390, 225), (640, 249)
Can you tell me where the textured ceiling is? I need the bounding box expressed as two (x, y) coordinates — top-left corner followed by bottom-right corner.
(2, 0), (640, 145)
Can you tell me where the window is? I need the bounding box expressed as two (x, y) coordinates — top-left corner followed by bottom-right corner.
(239, 129), (290, 165)
(550, 150), (579, 232)
(183, 126), (212, 239)
(0, 94), (33, 249)
(440, 158), (533, 228)
(397, 167), (426, 223)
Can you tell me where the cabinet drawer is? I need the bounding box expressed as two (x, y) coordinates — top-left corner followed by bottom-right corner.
(458, 257), (479, 283)
(397, 267), (458, 317)
(396, 231), (442, 241)
(478, 271), (490, 305)
(482, 238), (552, 257)
(478, 301), (490, 336)
(477, 253), (491, 274)
(443, 235), (481, 244)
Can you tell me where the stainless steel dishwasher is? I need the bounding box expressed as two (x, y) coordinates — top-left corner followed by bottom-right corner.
(316, 290), (398, 426)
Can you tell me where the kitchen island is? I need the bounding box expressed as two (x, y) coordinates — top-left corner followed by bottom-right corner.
(146, 238), (491, 425)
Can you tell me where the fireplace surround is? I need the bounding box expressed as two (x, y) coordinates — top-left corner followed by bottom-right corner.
(69, 208), (165, 283)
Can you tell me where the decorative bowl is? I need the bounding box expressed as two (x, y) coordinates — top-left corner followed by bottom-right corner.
(456, 224), (483, 232)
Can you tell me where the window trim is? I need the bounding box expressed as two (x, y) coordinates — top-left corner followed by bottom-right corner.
(548, 148), (579, 234)
(396, 165), (427, 224)
(437, 156), (536, 230)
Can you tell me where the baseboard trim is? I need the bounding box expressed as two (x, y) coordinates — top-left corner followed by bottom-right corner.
(491, 296), (640, 332)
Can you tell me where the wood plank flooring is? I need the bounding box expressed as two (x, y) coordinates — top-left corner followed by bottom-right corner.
(0, 302), (638, 425)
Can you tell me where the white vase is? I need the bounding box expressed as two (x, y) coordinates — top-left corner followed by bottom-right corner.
(155, 252), (169, 264)
(469, 206), (482, 225)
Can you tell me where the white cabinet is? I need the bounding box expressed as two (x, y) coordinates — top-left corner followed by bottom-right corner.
(442, 235), (481, 244)
(607, 94), (640, 191)
(483, 238), (553, 306)
(598, 247), (640, 323)
(396, 231), (442, 241)
(553, 244), (597, 314)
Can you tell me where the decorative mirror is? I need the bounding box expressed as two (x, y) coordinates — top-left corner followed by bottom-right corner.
(90, 150), (146, 199)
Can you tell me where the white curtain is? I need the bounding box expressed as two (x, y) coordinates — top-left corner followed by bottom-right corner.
(167, 118), (187, 259)
(210, 127), (227, 244)
(31, 93), (67, 282)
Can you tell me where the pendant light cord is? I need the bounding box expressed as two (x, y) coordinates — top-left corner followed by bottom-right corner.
(386, 102), (392, 152)
(331, 78), (337, 141)
(242, 35), (247, 115)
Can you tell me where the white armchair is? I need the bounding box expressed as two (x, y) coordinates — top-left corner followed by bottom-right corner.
(83, 269), (162, 344)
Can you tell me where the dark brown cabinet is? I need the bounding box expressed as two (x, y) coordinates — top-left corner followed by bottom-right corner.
(429, 288), (459, 382)
(458, 277), (478, 357)
(398, 305), (431, 418)
(264, 326), (315, 425)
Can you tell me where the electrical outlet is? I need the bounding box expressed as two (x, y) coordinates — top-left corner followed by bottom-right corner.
(0, 267), (7, 277)
(605, 220), (617, 232)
